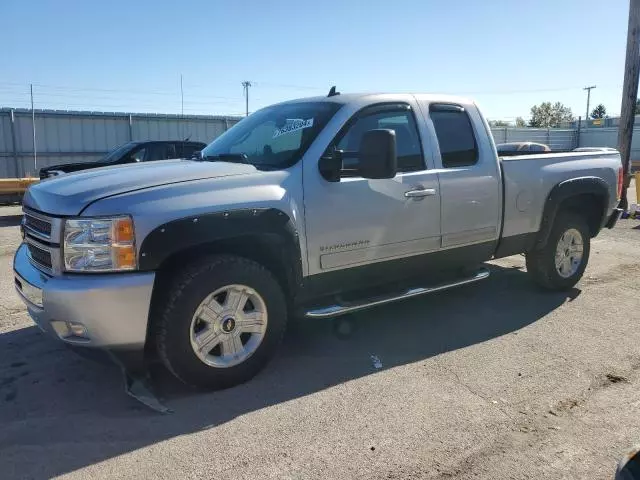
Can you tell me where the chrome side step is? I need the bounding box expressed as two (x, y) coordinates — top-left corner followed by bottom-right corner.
(304, 268), (490, 319)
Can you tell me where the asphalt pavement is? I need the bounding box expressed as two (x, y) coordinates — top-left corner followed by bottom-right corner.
(0, 191), (639, 479)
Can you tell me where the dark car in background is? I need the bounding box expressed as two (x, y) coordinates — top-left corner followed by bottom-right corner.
(39, 140), (206, 179)
(496, 142), (551, 156)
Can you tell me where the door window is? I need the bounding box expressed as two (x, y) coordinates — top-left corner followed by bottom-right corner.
(130, 147), (147, 162)
(336, 107), (424, 174)
(430, 105), (478, 168)
(145, 143), (173, 161)
(178, 143), (203, 158)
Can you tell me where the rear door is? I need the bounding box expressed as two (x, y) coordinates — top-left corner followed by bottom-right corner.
(422, 102), (502, 250)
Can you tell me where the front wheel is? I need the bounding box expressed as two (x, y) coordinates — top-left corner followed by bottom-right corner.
(525, 211), (591, 291)
(155, 255), (287, 389)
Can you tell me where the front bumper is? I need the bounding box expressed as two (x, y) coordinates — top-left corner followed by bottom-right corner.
(13, 243), (155, 351)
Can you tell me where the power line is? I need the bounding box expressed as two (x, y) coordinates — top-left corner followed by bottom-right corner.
(0, 80), (625, 99)
(0, 82), (237, 100)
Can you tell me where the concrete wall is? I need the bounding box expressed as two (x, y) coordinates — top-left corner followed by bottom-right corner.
(0, 108), (241, 177)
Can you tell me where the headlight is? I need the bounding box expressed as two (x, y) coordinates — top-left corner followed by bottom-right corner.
(63, 216), (136, 272)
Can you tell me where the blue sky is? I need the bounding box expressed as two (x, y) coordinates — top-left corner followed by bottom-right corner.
(0, 0), (630, 121)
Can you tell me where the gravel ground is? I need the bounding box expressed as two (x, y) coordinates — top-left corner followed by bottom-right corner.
(0, 188), (639, 480)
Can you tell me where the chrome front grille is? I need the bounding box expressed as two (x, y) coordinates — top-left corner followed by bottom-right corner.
(26, 241), (53, 271)
(22, 209), (57, 243)
(24, 213), (52, 238)
(21, 208), (63, 275)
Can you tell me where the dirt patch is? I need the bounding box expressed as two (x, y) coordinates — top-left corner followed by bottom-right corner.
(550, 398), (581, 416)
(582, 263), (640, 286)
(604, 373), (629, 384)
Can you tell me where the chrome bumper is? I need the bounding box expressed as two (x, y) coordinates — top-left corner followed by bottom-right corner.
(13, 243), (155, 350)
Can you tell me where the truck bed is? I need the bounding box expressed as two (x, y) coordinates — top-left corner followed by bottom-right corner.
(499, 151), (621, 240)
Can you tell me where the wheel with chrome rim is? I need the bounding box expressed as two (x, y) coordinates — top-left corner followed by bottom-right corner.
(190, 284), (268, 368)
(554, 228), (584, 278)
(156, 255), (287, 389)
(526, 211), (590, 291)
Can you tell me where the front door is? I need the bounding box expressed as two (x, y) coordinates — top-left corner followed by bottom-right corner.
(303, 101), (442, 282)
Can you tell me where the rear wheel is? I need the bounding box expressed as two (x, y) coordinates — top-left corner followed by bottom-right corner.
(156, 255), (287, 389)
(525, 211), (590, 291)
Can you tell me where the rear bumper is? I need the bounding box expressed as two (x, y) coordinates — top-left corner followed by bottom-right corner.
(13, 243), (155, 351)
(605, 208), (623, 229)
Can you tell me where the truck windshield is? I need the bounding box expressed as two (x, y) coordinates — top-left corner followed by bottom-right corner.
(201, 102), (341, 169)
(101, 142), (137, 163)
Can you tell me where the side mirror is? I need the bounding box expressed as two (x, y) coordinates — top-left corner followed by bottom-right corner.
(358, 129), (397, 179)
(318, 149), (343, 182)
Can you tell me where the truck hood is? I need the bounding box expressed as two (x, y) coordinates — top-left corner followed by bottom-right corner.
(24, 159), (258, 216)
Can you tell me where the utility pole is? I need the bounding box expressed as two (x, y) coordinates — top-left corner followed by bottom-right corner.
(30, 83), (37, 174)
(180, 74), (184, 117)
(618, 0), (640, 210)
(242, 81), (252, 117)
(583, 85), (596, 128)
(180, 74), (184, 140)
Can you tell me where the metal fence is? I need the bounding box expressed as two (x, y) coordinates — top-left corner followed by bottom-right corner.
(490, 126), (640, 170)
(1, 107), (639, 178)
(490, 127), (577, 151)
(0, 108), (242, 178)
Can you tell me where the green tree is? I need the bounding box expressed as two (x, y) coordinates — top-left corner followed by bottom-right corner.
(515, 117), (526, 128)
(529, 102), (574, 127)
(590, 104), (607, 119)
(635, 99), (640, 114)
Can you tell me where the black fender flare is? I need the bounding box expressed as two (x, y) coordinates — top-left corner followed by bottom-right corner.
(536, 176), (609, 248)
(138, 208), (303, 293)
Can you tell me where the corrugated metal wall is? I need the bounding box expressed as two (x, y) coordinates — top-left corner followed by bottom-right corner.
(1, 107), (639, 178)
(576, 127), (640, 159)
(490, 127), (577, 151)
(491, 126), (640, 165)
(0, 109), (241, 177)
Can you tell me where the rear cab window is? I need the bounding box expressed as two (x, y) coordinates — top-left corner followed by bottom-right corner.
(429, 104), (478, 168)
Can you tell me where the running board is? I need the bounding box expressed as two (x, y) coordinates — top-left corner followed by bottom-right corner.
(304, 268), (490, 319)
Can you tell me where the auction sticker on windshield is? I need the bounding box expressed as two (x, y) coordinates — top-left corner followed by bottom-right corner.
(273, 118), (314, 138)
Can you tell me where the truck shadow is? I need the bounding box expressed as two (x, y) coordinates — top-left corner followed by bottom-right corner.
(0, 214), (22, 227)
(0, 262), (577, 479)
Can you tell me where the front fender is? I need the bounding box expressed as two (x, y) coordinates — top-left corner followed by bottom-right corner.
(137, 208), (301, 272)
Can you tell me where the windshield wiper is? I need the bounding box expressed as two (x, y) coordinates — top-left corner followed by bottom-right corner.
(203, 153), (249, 164)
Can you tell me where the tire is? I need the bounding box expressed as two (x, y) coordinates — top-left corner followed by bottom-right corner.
(156, 254), (287, 390)
(525, 211), (591, 291)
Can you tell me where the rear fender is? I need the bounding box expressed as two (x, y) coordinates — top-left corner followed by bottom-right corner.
(536, 176), (609, 248)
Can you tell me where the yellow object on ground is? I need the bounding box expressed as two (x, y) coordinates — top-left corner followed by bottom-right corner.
(0, 178), (39, 195)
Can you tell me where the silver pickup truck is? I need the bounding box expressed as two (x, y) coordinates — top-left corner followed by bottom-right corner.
(14, 92), (623, 389)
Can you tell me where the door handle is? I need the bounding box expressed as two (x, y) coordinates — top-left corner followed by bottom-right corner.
(404, 188), (437, 198)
